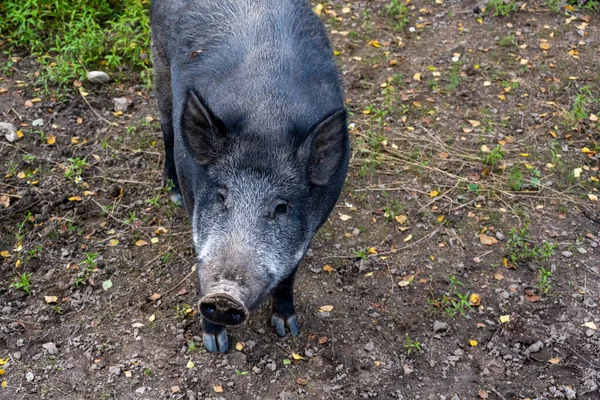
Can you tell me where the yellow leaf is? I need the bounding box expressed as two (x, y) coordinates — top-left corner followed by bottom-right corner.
(519, 153), (529, 157)
(590, 114), (598, 122)
(149, 314), (156, 322)
(186, 360), (194, 369)
(479, 233), (498, 245)
(213, 385), (223, 393)
(0, 251), (10, 258)
(44, 296), (58, 304)
(413, 72), (421, 81)
(430, 190), (439, 198)
(47, 135), (56, 145)
(398, 275), (414, 287)
(323, 265), (334, 273)
(150, 237), (159, 244)
(0, 359), (9, 366)
(540, 43), (551, 50)
(16, 130), (24, 138)
(155, 227), (168, 235)
(31, 97), (42, 103)
(437, 215), (444, 222)
(0, 370), (4, 376)
(108, 239), (119, 247)
(548, 357), (561, 364)
(395, 215), (408, 225)
(469, 293), (481, 306)
(367, 247), (377, 254)
(1, 380), (5, 388)
(403, 234), (413, 242)
(573, 168), (583, 178)
(468, 120), (481, 127)
(235, 342), (244, 351)
(499, 315), (510, 323)
(319, 305), (334, 312)
(68, 196), (82, 202)
(17, 171), (26, 179)
(292, 352), (306, 360)
(82, 191), (95, 196)
(341, 7), (351, 13)
(588, 194), (598, 202)
(469, 340), (478, 347)
(368, 40), (381, 48)
(568, 49), (579, 57)
(364, 272), (373, 277)
(583, 322), (597, 330)
(498, 94), (506, 101)
(136, 240), (149, 247)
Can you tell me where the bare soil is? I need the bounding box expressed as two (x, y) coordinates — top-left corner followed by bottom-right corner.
(1, 1), (599, 399)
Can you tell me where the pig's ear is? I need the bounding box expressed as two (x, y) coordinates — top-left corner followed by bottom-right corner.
(301, 109), (348, 186)
(182, 91), (226, 165)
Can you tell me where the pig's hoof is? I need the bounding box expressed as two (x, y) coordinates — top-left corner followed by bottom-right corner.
(203, 328), (229, 353)
(271, 314), (299, 338)
(169, 192), (184, 208)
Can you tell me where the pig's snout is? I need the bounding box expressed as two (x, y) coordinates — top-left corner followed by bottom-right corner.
(199, 293), (248, 326)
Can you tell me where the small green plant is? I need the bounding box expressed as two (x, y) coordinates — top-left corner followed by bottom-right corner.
(483, 145), (505, 168)
(446, 61), (463, 92)
(10, 272), (33, 295)
(175, 304), (193, 319)
(564, 86), (598, 129)
(505, 225), (557, 266)
(160, 252), (173, 264)
(124, 211), (140, 226)
(497, 34), (517, 47)
(544, 0), (562, 13)
(64, 157), (88, 182)
(386, 0), (409, 31)
(52, 305), (64, 315)
(143, 368), (152, 376)
(24, 244), (43, 260)
(353, 248), (368, 260)
(383, 200), (405, 223)
(235, 369), (249, 376)
(537, 267), (553, 293)
(487, 0), (519, 16)
(15, 211), (33, 242)
(75, 252), (99, 286)
(23, 154), (37, 163)
(509, 167), (524, 191)
(146, 193), (161, 207)
(187, 340), (199, 352)
(403, 334), (422, 355)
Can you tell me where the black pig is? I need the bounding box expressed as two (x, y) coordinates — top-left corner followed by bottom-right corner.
(151, 0), (349, 352)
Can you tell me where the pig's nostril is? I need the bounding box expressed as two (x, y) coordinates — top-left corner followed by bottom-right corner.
(204, 303), (216, 313)
(230, 311), (241, 321)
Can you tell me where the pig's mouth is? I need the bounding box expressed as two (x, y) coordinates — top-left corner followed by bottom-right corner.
(198, 293), (249, 326)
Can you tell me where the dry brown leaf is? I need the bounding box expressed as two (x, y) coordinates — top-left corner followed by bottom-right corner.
(479, 233), (498, 245)
(319, 305), (334, 312)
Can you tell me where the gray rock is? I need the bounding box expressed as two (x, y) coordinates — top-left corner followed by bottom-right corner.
(186, 390), (196, 400)
(42, 342), (59, 355)
(433, 320), (449, 333)
(402, 364), (414, 375)
(364, 341), (375, 352)
(586, 329), (595, 337)
(495, 232), (505, 241)
(113, 97), (130, 112)
(524, 341), (543, 356)
(563, 386), (576, 400)
(0, 122), (19, 142)
(26, 371), (34, 382)
(135, 387), (146, 394)
(561, 251), (573, 258)
(108, 365), (121, 376)
(87, 71), (110, 83)
(31, 118), (43, 127)
(577, 247), (587, 254)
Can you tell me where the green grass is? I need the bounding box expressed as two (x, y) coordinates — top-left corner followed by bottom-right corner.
(385, 0), (409, 31)
(0, 0), (151, 90)
(10, 272), (33, 295)
(486, 0), (519, 17)
(505, 225), (556, 266)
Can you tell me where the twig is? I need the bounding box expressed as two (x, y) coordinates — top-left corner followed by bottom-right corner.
(79, 91), (118, 127)
(0, 192), (22, 198)
(487, 386), (508, 400)
(159, 264), (197, 297)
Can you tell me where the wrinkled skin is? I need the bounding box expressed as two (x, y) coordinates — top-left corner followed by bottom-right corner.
(151, 0), (349, 352)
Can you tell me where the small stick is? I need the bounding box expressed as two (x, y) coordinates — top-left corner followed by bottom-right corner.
(487, 386), (508, 400)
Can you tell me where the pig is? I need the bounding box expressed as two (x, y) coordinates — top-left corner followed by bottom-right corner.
(151, 0), (349, 352)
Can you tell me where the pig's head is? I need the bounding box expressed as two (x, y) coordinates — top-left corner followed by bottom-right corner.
(177, 91), (348, 326)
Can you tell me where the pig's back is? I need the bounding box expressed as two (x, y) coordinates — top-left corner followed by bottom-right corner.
(152, 0), (344, 139)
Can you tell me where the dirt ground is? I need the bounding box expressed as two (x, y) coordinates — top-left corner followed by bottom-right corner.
(1, 1), (599, 399)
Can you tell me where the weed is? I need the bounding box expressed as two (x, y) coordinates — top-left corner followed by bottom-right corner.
(509, 167), (524, 191)
(403, 334), (422, 355)
(75, 252), (99, 286)
(24, 244), (43, 260)
(160, 252), (173, 264)
(383, 200), (405, 222)
(124, 211), (140, 226)
(15, 211), (33, 242)
(23, 154), (37, 163)
(483, 145), (505, 168)
(386, 0), (409, 31)
(52, 305), (64, 315)
(537, 267), (553, 293)
(446, 61), (463, 92)
(505, 225), (556, 266)
(187, 339), (199, 352)
(487, 0), (519, 16)
(10, 272), (33, 295)
(64, 157), (88, 182)
(544, 0), (562, 13)
(175, 304), (194, 319)
(564, 86), (598, 129)
(497, 34), (517, 47)
(353, 248), (368, 260)
(235, 369), (249, 376)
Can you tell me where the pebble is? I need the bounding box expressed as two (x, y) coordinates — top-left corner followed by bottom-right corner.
(495, 232), (505, 241)
(364, 341), (375, 352)
(524, 341), (543, 356)
(564, 386), (577, 400)
(577, 247), (587, 254)
(433, 320), (449, 333)
(586, 329), (595, 337)
(135, 387), (146, 394)
(113, 97), (129, 112)
(87, 71), (110, 83)
(42, 342), (59, 355)
(26, 371), (34, 382)
(0, 122), (19, 142)
(402, 364), (414, 375)
(561, 251), (573, 258)
(108, 365), (121, 376)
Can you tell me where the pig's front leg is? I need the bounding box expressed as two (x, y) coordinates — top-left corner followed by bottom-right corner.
(202, 318), (229, 353)
(271, 268), (299, 337)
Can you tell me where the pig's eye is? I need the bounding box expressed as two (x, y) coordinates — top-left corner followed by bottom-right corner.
(271, 200), (289, 218)
(216, 189), (227, 207)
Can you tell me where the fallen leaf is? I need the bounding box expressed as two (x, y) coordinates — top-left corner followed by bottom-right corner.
(318, 336), (328, 344)
(0, 359), (8, 366)
(395, 215), (408, 225)
(548, 357), (561, 364)
(150, 293), (162, 301)
(44, 296), (58, 304)
(283, 359), (291, 365)
(583, 322), (597, 330)
(525, 292), (540, 302)
(319, 305), (334, 312)
(540, 42), (551, 50)
(135, 239), (149, 247)
(588, 194), (598, 202)
(430, 190), (439, 198)
(296, 377), (308, 386)
(102, 280), (113, 291)
(186, 360), (194, 369)
(323, 264), (334, 273)
(0, 370), (4, 376)
(235, 342), (244, 351)
(108, 239), (119, 247)
(150, 237), (159, 244)
(0, 251), (10, 258)
(403, 234), (413, 242)
(339, 214), (352, 221)
(478, 389), (489, 399)
(1, 381), (6, 388)
(68, 196), (82, 202)
(480, 145), (491, 153)
(494, 272), (504, 281)
(470, 340), (478, 347)
(499, 315), (510, 323)
(124, 370), (132, 378)
(155, 227), (168, 235)
(213, 385), (223, 393)
(413, 72), (421, 81)
(479, 233), (498, 245)
(469, 293), (481, 306)
(398, 275), (414, 287)
(590, 114), (598, 122)
(573, 167), (583, 178)
(468, 120), (481, 127)
(292, 352), (306, 360)
(148, 314), (156, 322)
